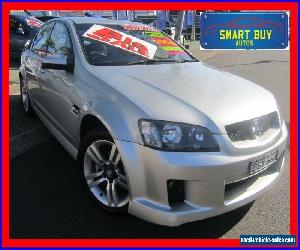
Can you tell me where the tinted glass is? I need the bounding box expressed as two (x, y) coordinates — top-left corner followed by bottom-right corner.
(31, 23), (54, 56)
(47, 22), (71, 59)
(10, 17), (21, 34)
(75, 23), (195, 66)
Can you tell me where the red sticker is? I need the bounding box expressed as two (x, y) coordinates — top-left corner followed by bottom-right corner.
(83, 24), (157, 59)
(26, 19), (42, 28)
(151, 37), (177, 47)
(168, 50), (185, 55)
(122, 24), (159, 32)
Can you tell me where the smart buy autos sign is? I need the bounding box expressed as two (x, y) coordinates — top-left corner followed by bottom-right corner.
(200, 12), (289, 49)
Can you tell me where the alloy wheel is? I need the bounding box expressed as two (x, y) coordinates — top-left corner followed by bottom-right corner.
(21, 79), (29, 112)
(83, 140), (129, 208)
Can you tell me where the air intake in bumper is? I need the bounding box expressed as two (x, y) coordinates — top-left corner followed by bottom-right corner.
(167, 180), (185, 206)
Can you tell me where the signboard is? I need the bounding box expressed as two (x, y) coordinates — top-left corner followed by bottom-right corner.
(200, 12), (289, 49)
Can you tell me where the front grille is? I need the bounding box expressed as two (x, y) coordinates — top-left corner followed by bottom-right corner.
(225, 112), (280, 142)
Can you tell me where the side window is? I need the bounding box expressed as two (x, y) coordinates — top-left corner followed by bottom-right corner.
(47, 22), (71, 59)
(31, 23), (54, 56)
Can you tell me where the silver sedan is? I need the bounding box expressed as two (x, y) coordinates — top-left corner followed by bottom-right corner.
(19, 17), (288, 226)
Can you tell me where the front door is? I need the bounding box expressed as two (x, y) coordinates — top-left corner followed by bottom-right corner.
(38, 22), (79, 146)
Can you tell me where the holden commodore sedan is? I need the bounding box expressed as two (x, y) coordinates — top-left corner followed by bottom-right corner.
(19, 17), (288, 226)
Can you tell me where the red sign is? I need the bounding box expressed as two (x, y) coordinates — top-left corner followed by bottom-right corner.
(151, 36), (178, 47)
(83, 24), (157, 59)
(122, 24), (159, 32)
(26, 18), (42, 28)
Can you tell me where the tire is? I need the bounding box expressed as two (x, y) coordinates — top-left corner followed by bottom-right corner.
(20, 77), (34, 116)
(77, 130), (129, 213)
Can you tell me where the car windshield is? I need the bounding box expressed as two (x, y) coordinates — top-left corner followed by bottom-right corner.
(75, 23), (197, 66)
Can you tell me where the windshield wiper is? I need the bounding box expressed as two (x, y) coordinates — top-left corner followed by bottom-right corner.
(126, 58), (197, 65)
(176, 59), (198, 63)
(125, 59), (160, 65)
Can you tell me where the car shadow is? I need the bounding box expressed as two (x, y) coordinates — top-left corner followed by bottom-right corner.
(110, 201), (253, 239)
(10, 94), (38, 137)
(10, 58), (21, 70)
(9, 94), (52, 158)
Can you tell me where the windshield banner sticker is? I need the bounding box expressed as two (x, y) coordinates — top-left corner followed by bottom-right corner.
(168, 50), (185, 55)
(149, 36), (184, 54)
(160, 46), (182, 51)
(122, 24), (159, 32)
(151, 37), (176, 46)
(26, 18), (42, 28)
(83, 24), (157, 59)
(145, 31), (165, 37)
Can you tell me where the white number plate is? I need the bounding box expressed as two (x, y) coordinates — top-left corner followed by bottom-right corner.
(249, 150), (278, 175)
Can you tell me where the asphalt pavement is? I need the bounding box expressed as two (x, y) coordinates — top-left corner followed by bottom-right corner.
(10, 139), (289, 238)
(9, 49), (290, 238)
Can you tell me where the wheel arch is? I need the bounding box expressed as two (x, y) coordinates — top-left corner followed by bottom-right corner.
(19, 71), (23, 81)
(80, 114), (113, 141)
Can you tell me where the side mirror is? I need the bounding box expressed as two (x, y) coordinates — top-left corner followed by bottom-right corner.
(41, 53), (74, 73)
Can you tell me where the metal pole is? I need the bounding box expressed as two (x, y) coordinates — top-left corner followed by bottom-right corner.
(191, 10), (196, 41)
(174, 10), (186, 43)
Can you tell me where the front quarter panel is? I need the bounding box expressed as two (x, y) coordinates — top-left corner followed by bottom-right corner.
(77, 72), (154, 145)
(64, 20), (154, 146)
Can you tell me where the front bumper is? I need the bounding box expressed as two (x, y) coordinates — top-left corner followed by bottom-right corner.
(115, 122), (288, 226)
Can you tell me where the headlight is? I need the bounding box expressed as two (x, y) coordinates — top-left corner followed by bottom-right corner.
(138, 119), (219, 152)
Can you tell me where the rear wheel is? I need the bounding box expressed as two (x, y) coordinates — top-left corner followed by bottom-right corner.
(78, 130), (129, 212)
(20, 77), (34, 116)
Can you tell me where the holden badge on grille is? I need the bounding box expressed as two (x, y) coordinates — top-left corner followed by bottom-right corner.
(251, 119), (263, 138)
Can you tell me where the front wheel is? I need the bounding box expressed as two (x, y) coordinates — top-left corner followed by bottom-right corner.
(78, 130), (129, 212)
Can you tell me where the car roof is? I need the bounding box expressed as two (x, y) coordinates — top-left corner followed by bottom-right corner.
(57, 16), (150, 26)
